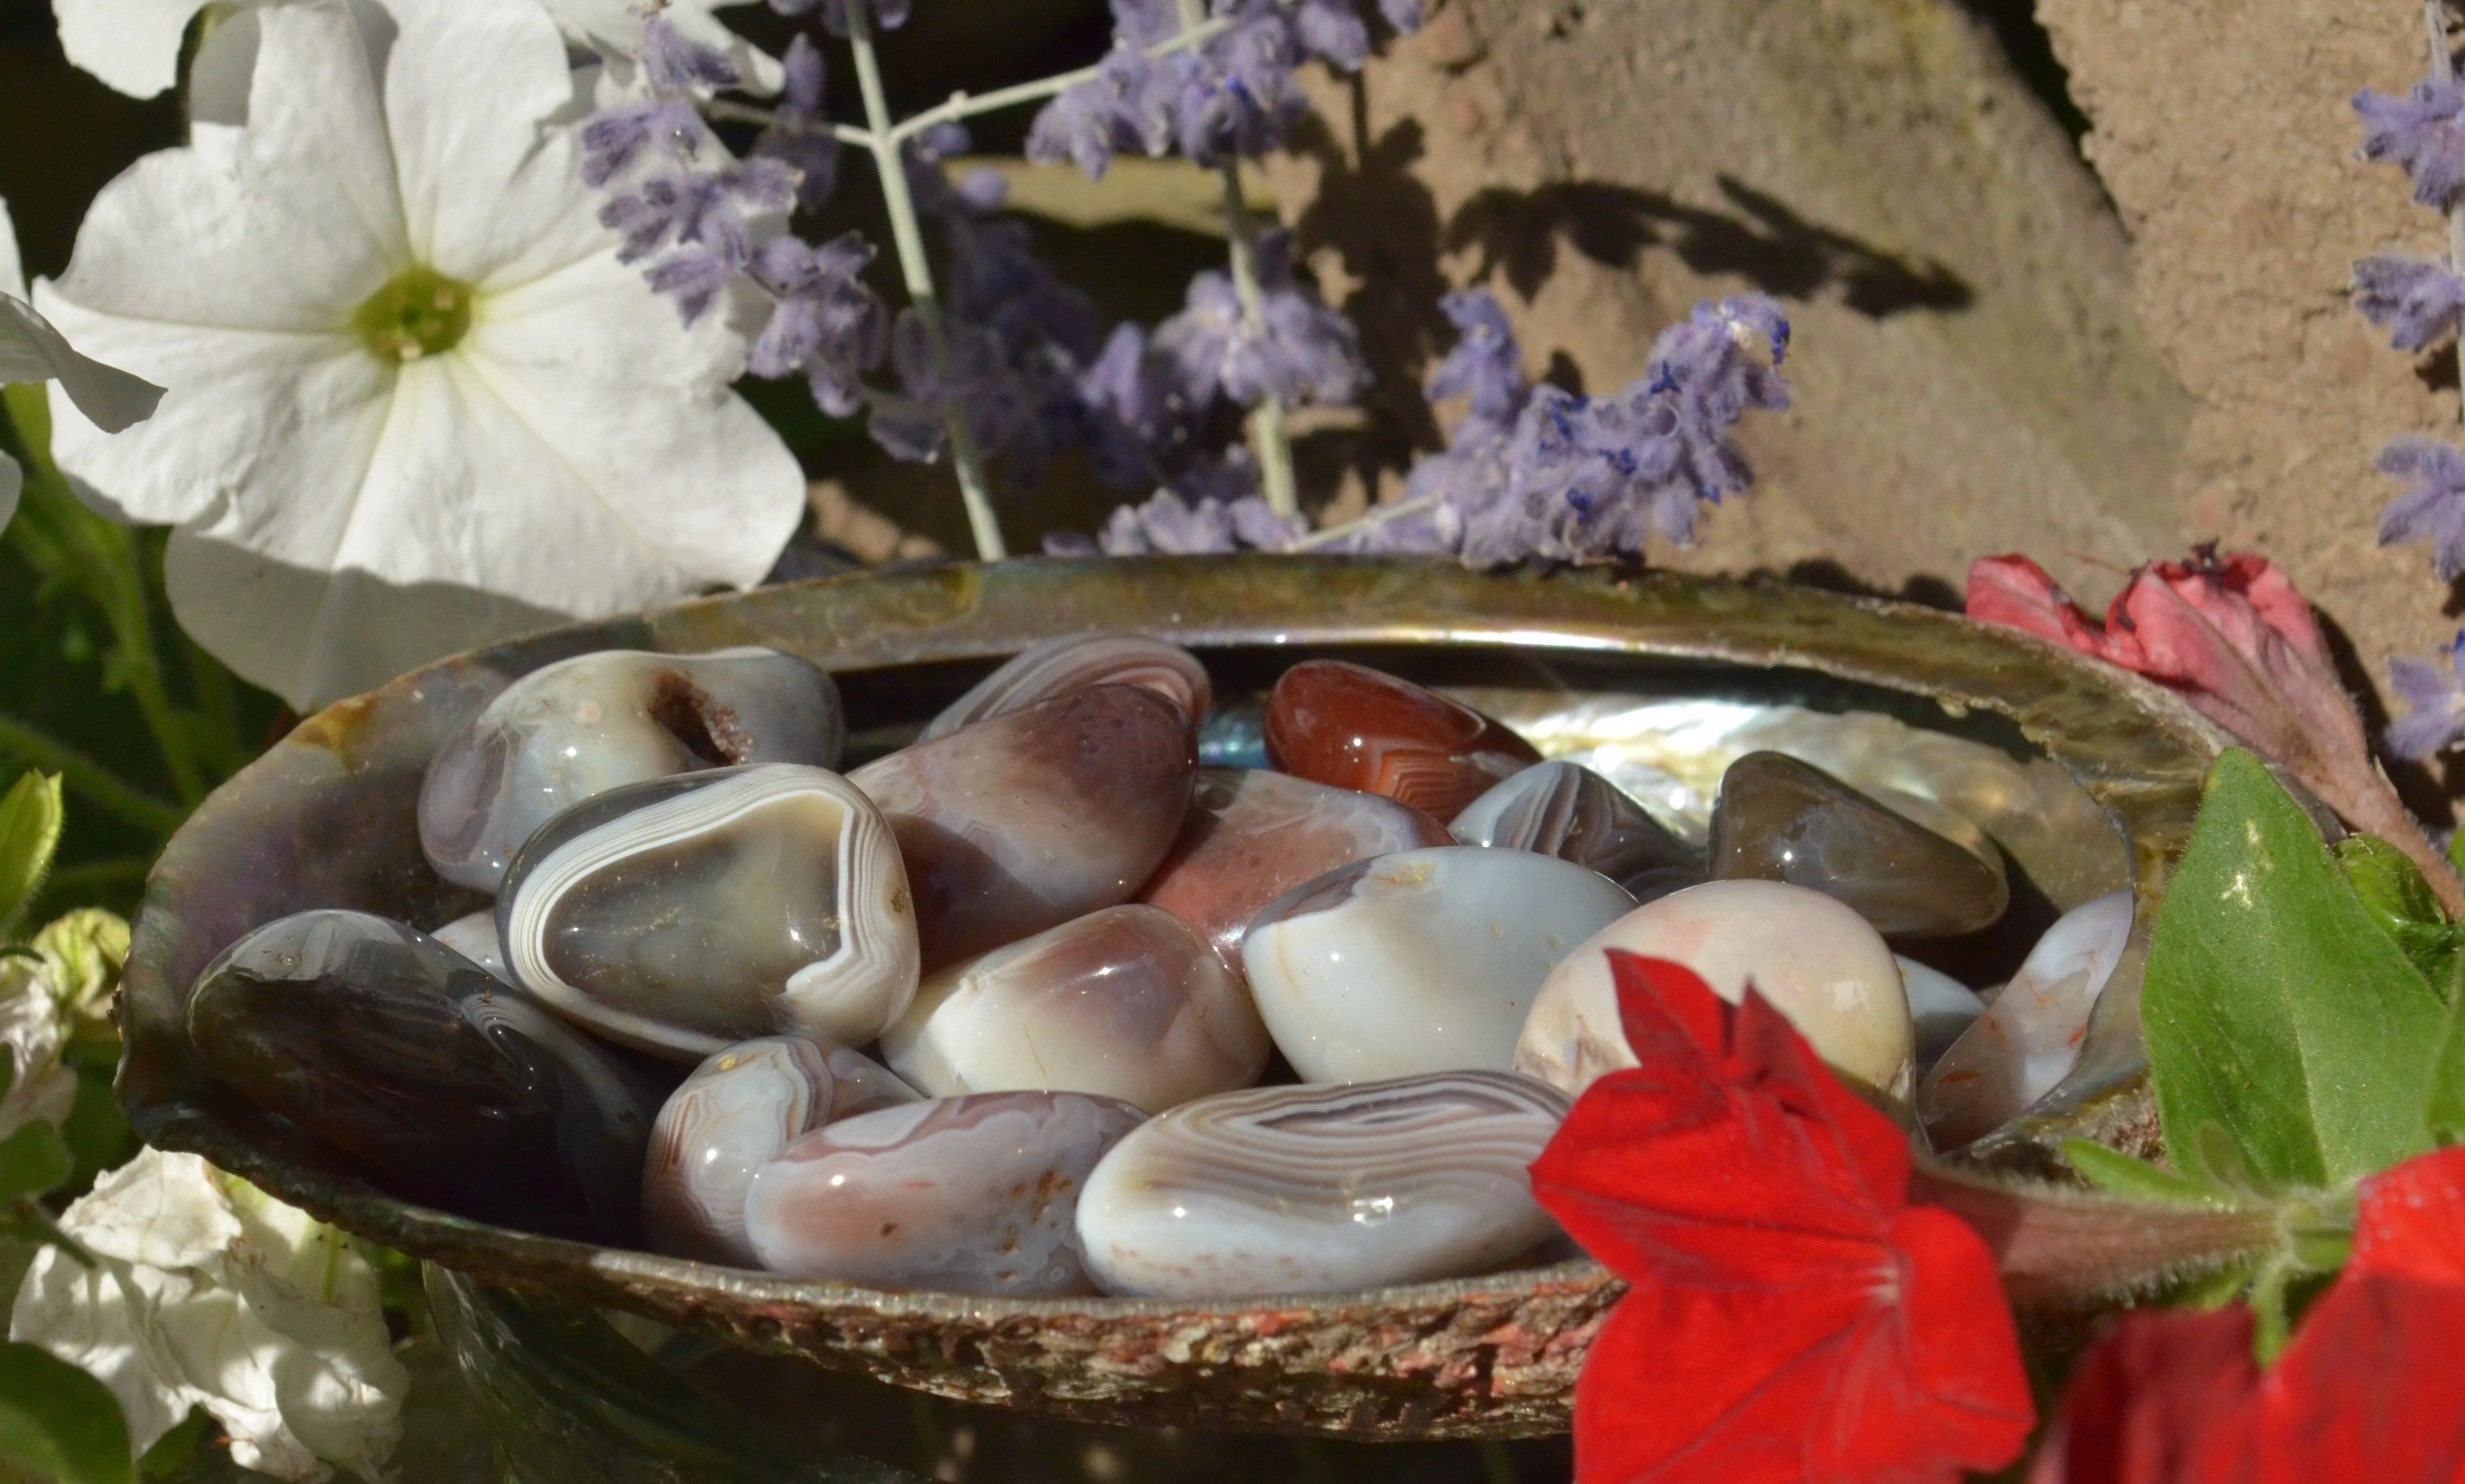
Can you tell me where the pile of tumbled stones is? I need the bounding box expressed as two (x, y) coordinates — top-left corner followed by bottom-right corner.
(184, 636), (2131, 1299)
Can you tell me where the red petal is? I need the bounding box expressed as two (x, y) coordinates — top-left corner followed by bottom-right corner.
(2251, 1274), (2465, 1484)
(2352, 1146), (2465, 1285)
(1607, 951), (1729, 1073)
(2027, 1308), (2259, 1484)
(1727, 989), (1910, 1213)
(1834, 1209), (2033, 1476)
(1966, 556), (2109, 655)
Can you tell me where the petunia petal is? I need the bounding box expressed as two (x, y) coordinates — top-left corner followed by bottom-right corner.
(50, 0), (213, 99)
(2351, 1145), (2465, 1285)
(2250, 1274), (2465, 1484)
(2025, 1307), (2259, 1484)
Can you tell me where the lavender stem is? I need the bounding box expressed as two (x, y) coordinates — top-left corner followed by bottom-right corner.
(701, 98), (874, 148)
(844, 2), (1007, 561)
(887, 19), (1232, 143)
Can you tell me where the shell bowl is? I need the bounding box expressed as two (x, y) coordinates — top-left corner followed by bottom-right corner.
(117, 557), (2223, 1439)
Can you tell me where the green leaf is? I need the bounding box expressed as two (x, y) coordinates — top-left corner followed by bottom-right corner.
(2430, 991), (2465, 1145)
(0, 1341), (133, 1484)
(0, 1121), (71, 1202)
(0, 772), (65, 939)
(2062, 1140), (2234, 1205)
(2143, 750), (2449, 1191)
(2337, 834), (2465, 1000)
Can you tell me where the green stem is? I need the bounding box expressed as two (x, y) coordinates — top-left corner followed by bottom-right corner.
(841, 4), (1007, 561)
(0, 714), (185, 838)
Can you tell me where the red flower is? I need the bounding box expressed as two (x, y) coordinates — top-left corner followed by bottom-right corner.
(1967, 550), (2462, 915)
(1530, 952), (2033, 1484)
(2033, 1146), (2465, 1484)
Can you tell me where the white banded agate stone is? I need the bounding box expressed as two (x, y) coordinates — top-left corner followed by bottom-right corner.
(1075, 1071), (1569, 1299)
(1896, 955), (1987, 1068)
(879, 905), (1270, 1114)
(742, 1091), (1146, 1293)
(919, 633), (1211, 740)
(1240, 847), (1636, 1082)
(642, 1037), (918, 1265)
(429, 910), (512, 983)
(1918, 890), (2133, 1148)
(420, 647), (842, 892)
(1515, 879), (1914, 1101)
(499, 764), (918, 1057)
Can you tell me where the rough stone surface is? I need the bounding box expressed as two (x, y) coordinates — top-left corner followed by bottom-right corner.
(1263, 0), (2190, 606)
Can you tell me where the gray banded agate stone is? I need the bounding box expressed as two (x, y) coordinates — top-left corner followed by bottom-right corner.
(429, 910), (511, 983)
(1075, 1071), (1568, 1299)
(1450, 760), (1704, 901)
(643, 1036), (918, 1266)
(1241, 846), (1635, 1083)
(879, 905), (1270, 1114)
(420, 647), (842, 893)
(499, 764), (918, 1058)
(742, 1091), (1146, 1293)
(920, 633), (1211, 740)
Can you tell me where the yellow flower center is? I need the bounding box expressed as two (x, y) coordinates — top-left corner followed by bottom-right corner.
(353, 267), (473, 364)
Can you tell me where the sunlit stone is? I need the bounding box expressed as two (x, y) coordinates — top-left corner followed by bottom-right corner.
(186, 910), (661, 1242)
(642, 1037), (918, 1266)
(1514, 879), (1914, 1101)
(1896, 954), (1987, 1068)
(880, 906), (1270, 1114)
(1450, 760), (1703, 899)
(1242, 846), (1636, 1083)
(1263, 660), (1540, 820)
(499, 764), (917, 1057)
(1075, 1071), (1568, 1298)
(420, 647), (842, 892)
(920, 633), (1211, 740)
(742, 1091), (1145, 1293)
(429, 910), (510, 983)
(850, 684), (1197, 970)
(1706, 751), (2008, 937)
(1136, 767), (1452, 973)
(1918, 891), (2134, 1148)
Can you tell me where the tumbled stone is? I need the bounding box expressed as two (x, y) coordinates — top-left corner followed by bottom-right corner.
(429, 910), (510, 983)
(850, 684), (1197, 970)
(186, 910), (661, 1242)
(879, 906), (1270, 1114)
(1243, 846), (1636, 1083)
(742, 1091), (1146, 1293)
(921, 633), (1211, 741)
(1136, 767), (1452, 973)
(499, 764), (917, 1057)
(1263, 660), (1540, 821)
(1075, 1071), (1568, 1298)
(1918, 891), (2134, 1148)
(1197, 698), (1269, 770)
(1706, 751), (2008, 937)
(643, 1037), (918, 1266)
(1896, 955), (1987, 1068)
(1451, 760), (1704, 899)
(1515, 879), (1915, 1101)
(419, 647), (842, 893)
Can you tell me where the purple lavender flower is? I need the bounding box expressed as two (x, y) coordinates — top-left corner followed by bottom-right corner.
(601, 157), (795, 274)
(1058, 484), (1302, 556)
(2356, 79), (2465, 207)
(2378, 436), (2465, 580)
(2387, 632), (2465, 759)
(747, 233), (887, 415)
(1424, 288), (1526, 425)
(1154, 233), (1367, 406)
(642, 15), (740, 91)
(754, 35), (840, 210)
(1288, 0), (1370, 70)
(1166, 13), (1307, 167)
(2354, 254), (2465, 350)
(1076, 324), (1190, 486)
(1378, 0), (1424, 30)
(581, 100), (711, 186)
(770, 0), (913, 36)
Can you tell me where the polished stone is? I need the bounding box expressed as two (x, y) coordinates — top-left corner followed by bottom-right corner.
(1706, 751), (2008, 937)
(879, 906), (1271, 1114)
(499, 764), (918, 1057)
(1896, 955), (1987, 1068)
(1918, 891), (2134, 1148)
(643, 1037), (918, 1266)
(742, 1091), (1146, 1293)
(419, 647), (841, 893)
(1515, 879), (1915, 1101)
(850, 685), (1197, 970)
(1196, 698), (1270, 770)
(1263, 660), (1540, 821)
(185, 910), (661, 1242)
(1450, 761), (1704, 899)
(1075, 1071), (1568, 1298)
(1242, 846), (1636, 1083)
(429, 910), (511, 983)
(1136, 767), (1452, 973)
(921, 633), (1211, 741)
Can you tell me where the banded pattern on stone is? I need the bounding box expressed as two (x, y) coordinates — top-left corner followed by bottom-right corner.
(921, 633), (1211, 740)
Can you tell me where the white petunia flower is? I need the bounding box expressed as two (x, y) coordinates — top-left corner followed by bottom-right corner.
(0, 954), (75, 1144)
(40, 0), (804, 710)
(52, 0), (781, 100)
(10, 1149), (407, 1482)
(0, 194), (163, 535)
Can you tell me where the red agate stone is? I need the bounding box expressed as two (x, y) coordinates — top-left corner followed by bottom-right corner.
(1263, 660), (1540, 820)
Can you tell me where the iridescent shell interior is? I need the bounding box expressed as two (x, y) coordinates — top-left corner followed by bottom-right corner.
(117, 557), (2225, 1439)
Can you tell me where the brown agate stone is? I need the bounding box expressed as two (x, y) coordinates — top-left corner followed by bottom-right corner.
(1136, 767), (1453, 972)
(1262, 661), (1540, 820)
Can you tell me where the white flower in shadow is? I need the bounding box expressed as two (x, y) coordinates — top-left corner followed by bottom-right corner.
(0, 195), (163, 535)
(10, 1149), (407, 1482)
(40, 0), (803, 709)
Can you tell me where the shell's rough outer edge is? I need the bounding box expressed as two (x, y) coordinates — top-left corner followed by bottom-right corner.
(119, 558), (2222, 1438)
